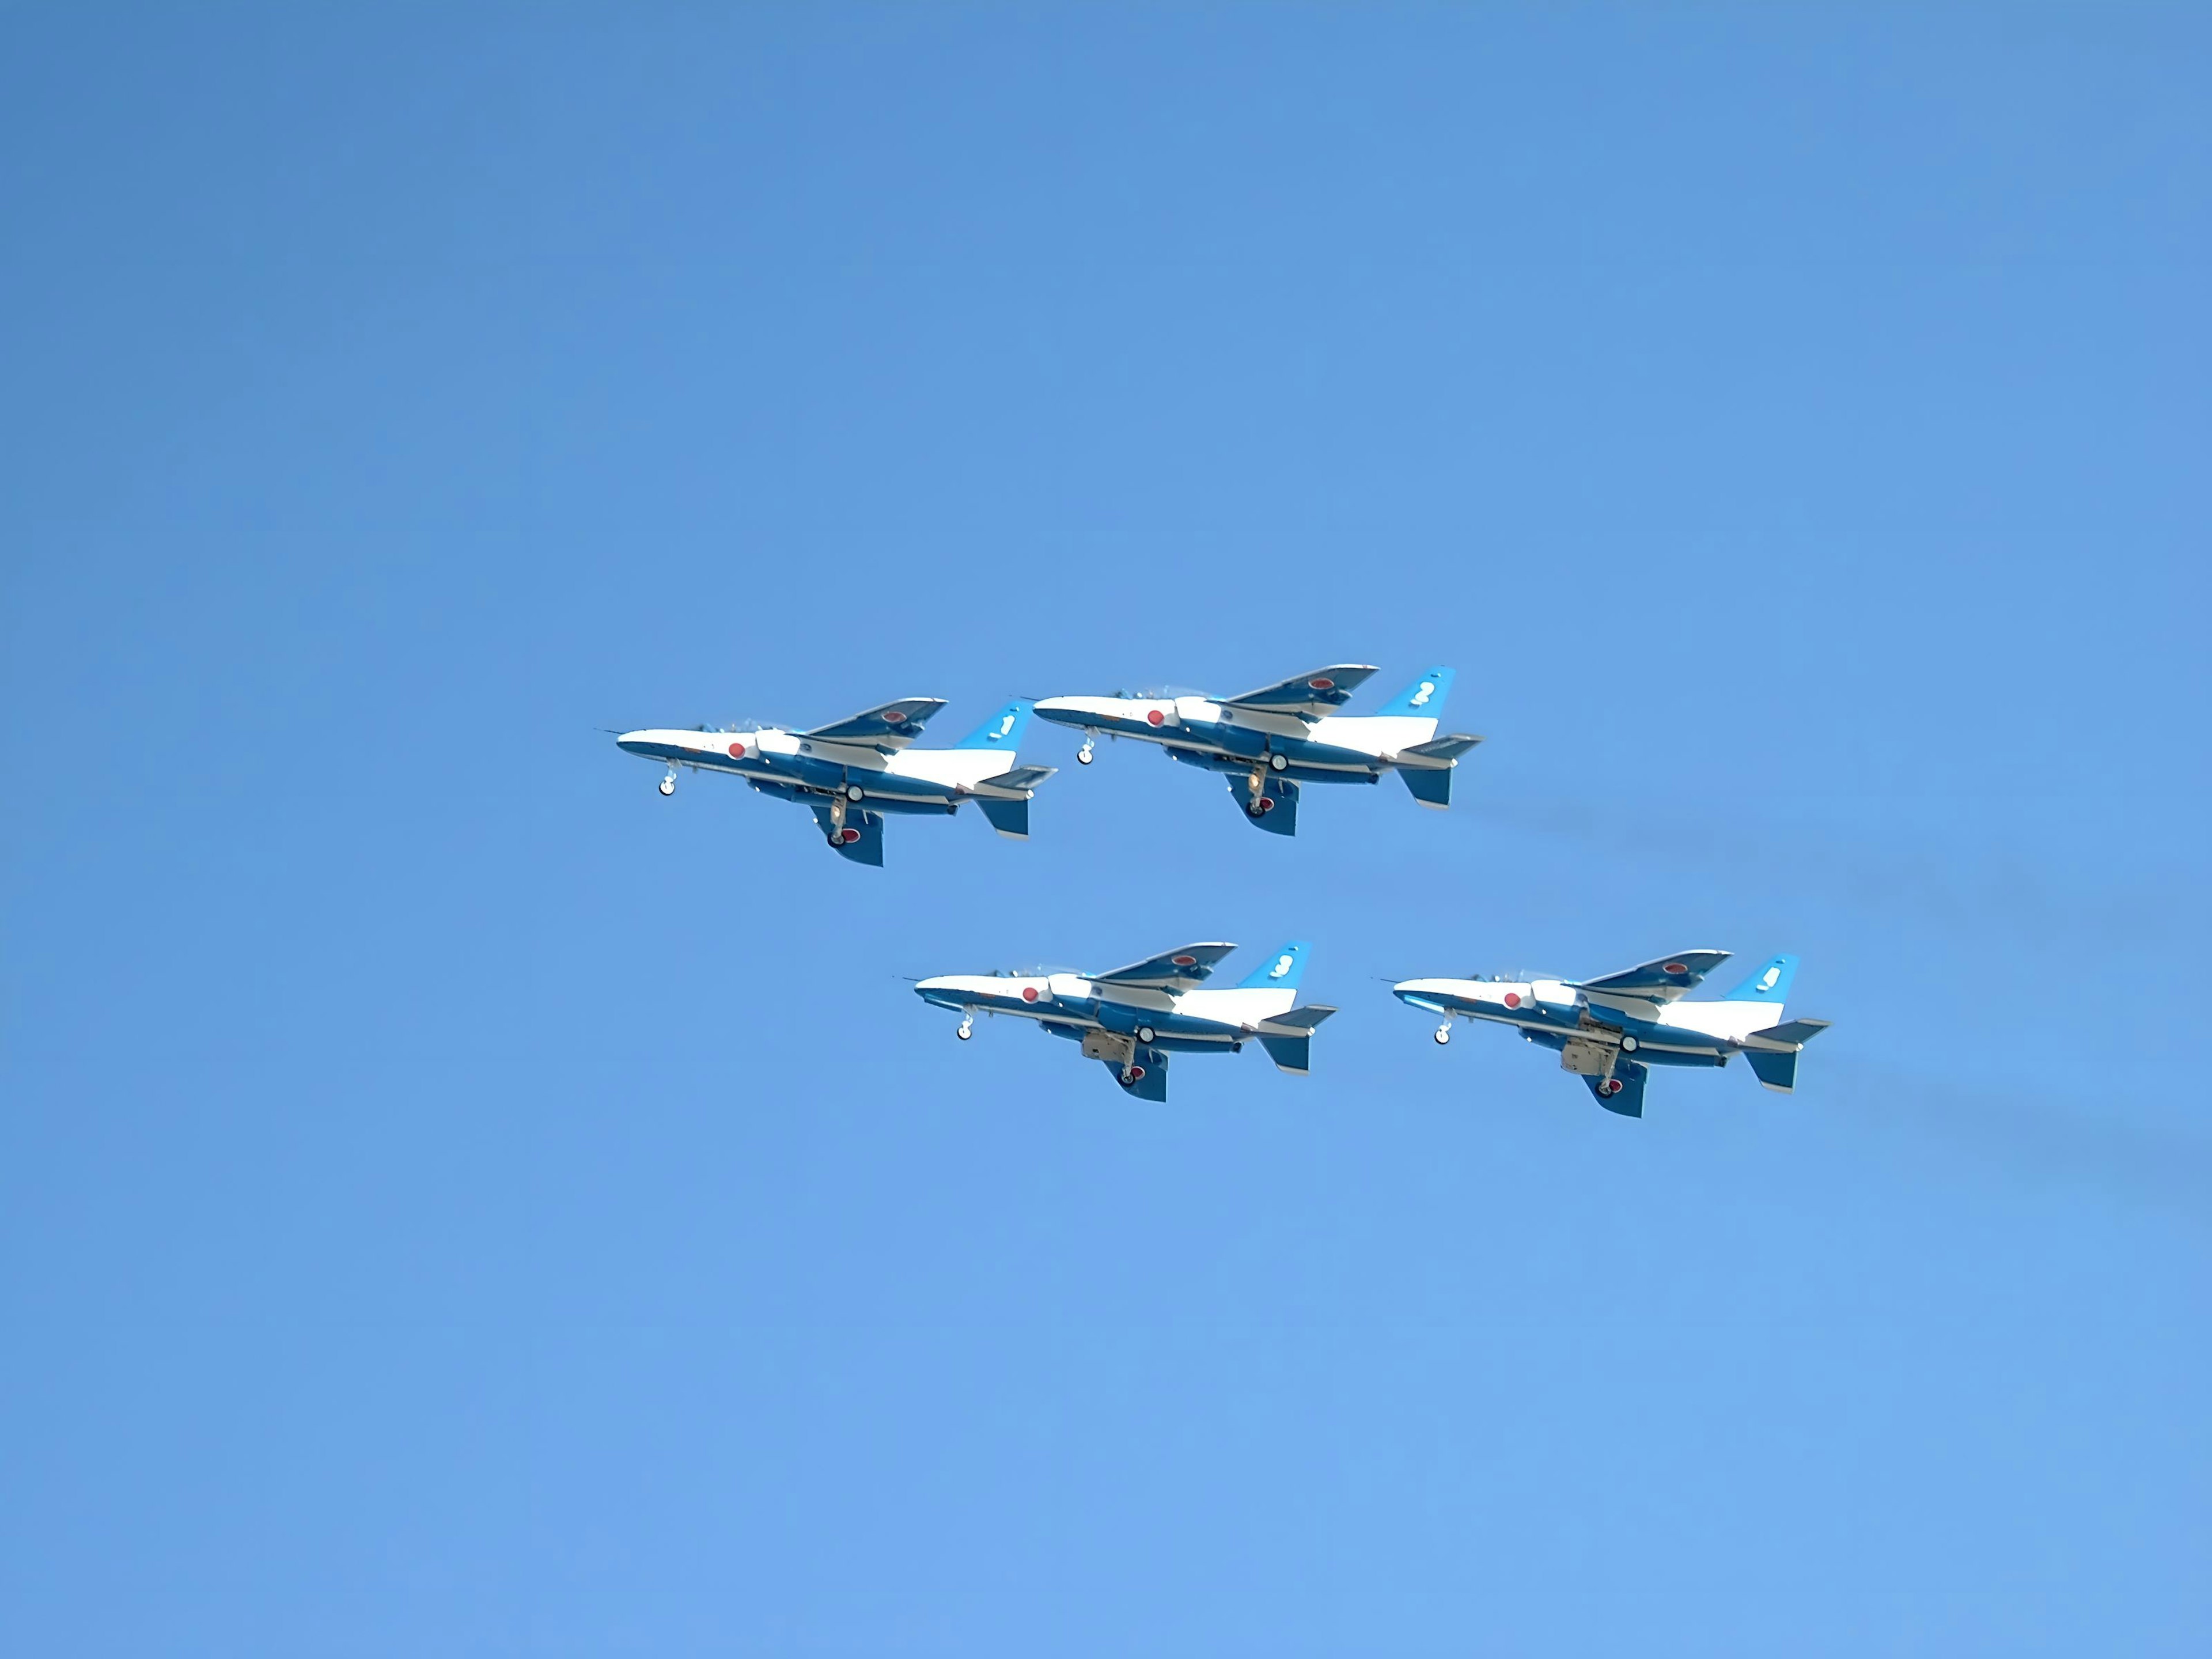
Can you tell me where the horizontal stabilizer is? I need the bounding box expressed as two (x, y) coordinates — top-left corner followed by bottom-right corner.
(1259, 1003), (1336, 1033)
(1745, 1049), (1798, 1092)
(801, 698), (946, 749)
(976, 764), (1055, 794)
(975, 795), (1031, 839)
(1749, 1018), (1831, 1048)
(1221, 664), (1380, 720)
(1397, 733), (1484, 766)
(1093, 942), (1238, 990)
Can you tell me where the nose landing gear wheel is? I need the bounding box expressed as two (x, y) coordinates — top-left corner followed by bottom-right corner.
(658, 774), (676, 797)
(1077, 737), (1095, 765)
(1434, 1024), (1452, 1045)
(957, 1017), (973, 1041)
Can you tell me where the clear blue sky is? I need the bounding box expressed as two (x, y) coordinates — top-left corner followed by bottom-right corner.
(3, 6), (2206, 1654)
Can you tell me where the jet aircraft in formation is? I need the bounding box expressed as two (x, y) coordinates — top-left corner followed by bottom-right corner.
(1035, 663), (1481, 835)
(915, 941), (1335, 1101)
(615, 698), (1051, 866)
(1392, 950), (1831, 1117)
(610, 663), (1832, 1116)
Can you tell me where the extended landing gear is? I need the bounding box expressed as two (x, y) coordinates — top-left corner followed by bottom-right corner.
(1077, 737), (1096, 765)
(658, 770), (677, 797)
(957, 1017), (974, 1041)
(1434, 1023), (1452, 1046)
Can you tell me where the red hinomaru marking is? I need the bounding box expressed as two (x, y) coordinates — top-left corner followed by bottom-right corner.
(1021, 986), (1039, 1002)
(1503, 991), (1521, 1008)
(1146, 708), (1165, 726)
(884, 710), (906, 724)
(727, 741), (747, 759)
(1171, 955), (1197, 966)
(1663, 961), (1688, 975)
(840, 828), (861, 844)
(1308, 677), (1335, 691)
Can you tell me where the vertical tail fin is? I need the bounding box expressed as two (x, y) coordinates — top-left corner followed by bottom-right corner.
(1238, 940), (1309, 990)
(956, 699), (1033, 753)
(1724, 954), (1797, 1006)
(1376, 666), (1454, 718)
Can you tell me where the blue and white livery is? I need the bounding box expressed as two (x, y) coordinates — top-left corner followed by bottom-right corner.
(916, 940), (1335, 1100)
(615, 698), (1053, 866)
(1033, 664), (1480, 835)
(1393, 950), (1831, 1118)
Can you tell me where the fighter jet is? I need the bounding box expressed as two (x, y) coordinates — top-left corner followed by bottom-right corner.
(1393, 950), (1831, 1118)
(916, 940), (1336, 1100)
(1033, 664), (1480, 835)
(615, 698), (1053, 866)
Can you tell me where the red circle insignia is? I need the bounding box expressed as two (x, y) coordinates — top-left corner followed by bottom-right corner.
(1503, 991), (1521, 1008)
(1021, 986), (1039, 1003)
(1663, 961), (1688, 975)
(1308, 677), (1335, 691)
(884, 710), (906, 724)
(727, 741), (747, 759)
(1171, 954), (1197, 966)
(1146, 708), (1165, 726)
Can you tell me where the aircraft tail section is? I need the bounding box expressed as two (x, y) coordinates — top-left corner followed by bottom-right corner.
(1376, 665), (1454, 719)
(975, 794), (1031, 839)
(956, 698), (1034, 753)
(1238, 941), (1309, 991)
(1256, 1003), (1336, 1075)
(1724, 954), (1797, 1007)
(1744, 1018), (1831, 1094)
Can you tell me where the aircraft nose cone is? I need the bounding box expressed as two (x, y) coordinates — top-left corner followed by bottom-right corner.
(1031, 698), (1082, 725)
(615, 730), (653, 756)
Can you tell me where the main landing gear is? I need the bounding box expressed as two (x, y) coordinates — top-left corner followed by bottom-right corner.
(1077, 736), (1096, 765)
(1434, 1023), (1452, 1045)
(658, 770), (677, 797)
(957, 1016), (974, 1041)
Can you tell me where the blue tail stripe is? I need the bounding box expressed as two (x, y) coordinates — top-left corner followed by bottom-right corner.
(1376, 666), (1454, 718)
(956, 699), (1033, 751)
(1237, 940), (1309, 990)
(1725, 953), (1798, 1002)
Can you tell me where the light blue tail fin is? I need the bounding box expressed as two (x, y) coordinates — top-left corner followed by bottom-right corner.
(1376, 666), (1454, 718)
(1238, 940), (1309, 990)
(1725, 953), (1798, 1004)
(956, 699), (1033, 751)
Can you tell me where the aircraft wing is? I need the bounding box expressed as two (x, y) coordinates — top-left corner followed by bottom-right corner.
(1219, 664), (1380, 720)
(800, 698), (948, 750)
(1579, 950), (1733, 1002)
(1090, 942), (1239, 991)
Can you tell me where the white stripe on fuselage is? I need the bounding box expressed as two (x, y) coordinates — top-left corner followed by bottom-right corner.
(623, 727), (1021, 792)
(918, 973), (1296, 1038)
(1039, 696), (1439, 764)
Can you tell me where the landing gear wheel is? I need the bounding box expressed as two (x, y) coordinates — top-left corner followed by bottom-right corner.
(1077, 738), (1096, 765)
(957, 1018), (973, 1041)
(1621, 1036), (1639, 1052)
(1269, 752), (1289, 772)
(1136, 1025), (1157, 1045)
(658, 775), (676, 797)
(1434, 1024), (1452, 1046)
